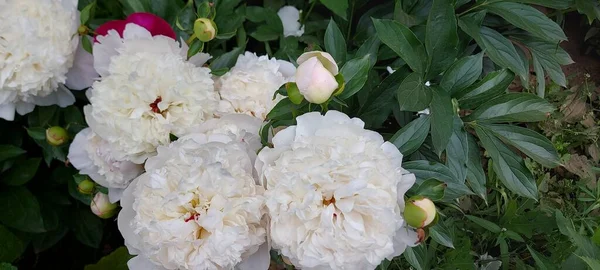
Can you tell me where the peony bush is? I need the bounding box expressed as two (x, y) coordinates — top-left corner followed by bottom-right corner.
(1, 0), (598, 269)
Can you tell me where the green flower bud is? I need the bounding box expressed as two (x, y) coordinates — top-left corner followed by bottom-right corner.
(404, 196), (437, 228)
(46, 126), (68, 146)
(77, 179), (95, 195)
(78, 25), (88, 36)
(193, 18), (217, 42)
(286, 82), (304, 105)
(90, 193), (118, 219)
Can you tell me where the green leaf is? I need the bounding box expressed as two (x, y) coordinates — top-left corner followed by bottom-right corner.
(358, 68), (410, 128)
(338, 55), (370, 99)
(526, 245), (557, 270)
(80, 1), (96, 25)
(1, 158), (41, 186)
(71, 208), (103, 248)
(250, 25), (280, 41)
(575, 0), (600, 24)
(577, 256), (600, 270)
(373, 19), (427, 74)
(266, 98), (294, 120)
(441, 52), (483, 94)
(456, 69), (513, 109)
(0, 263), (17, 270)
(430, 87), (453, 155)
(0, 224), (25, 262)
(514, 0), (573, 9)
(446, 116), (468, 183)
(0, 186), (45, 232)
(0, 145), (26, 163)
(414, 178), (446, 201)
(430, 222), (454, 249)
(324, 19), (347, 65)
(466, 134), (487, 201)
(425, 0), (459, 78)
(355, 35), (380, 69)
(32, 227), (68, 253)
(84, 247), (134, 270)
(475, 126), (537, 199)
(485, 2), (567, 42)
(463, 93), (554, 123)
(459, 14), (528, 83)
(187, 39), (204, 59)
(483, 124), (559, 168)
(517, 36), (573, 87)
(404, 245), (427, 270)
(532, 54), (545, 98)
(466, 215), (501, 233)
(320, 0), (348, 19)
(176, 0), (196, 31)
(403, 161), (473, 200)
(210, 47), (243, 70)
(64, 106), (87, 133)
(26, 127), (46, 141)
(390, 115), (431, 156)
(119, 0), (150, 13)
(397, 73), (431, 112)
(214, 4), (245, 39)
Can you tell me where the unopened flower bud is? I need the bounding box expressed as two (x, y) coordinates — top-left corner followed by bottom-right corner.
(91, 193), (118, 219)
(77, 179), (95, 195)
(295, 51), (340, 104)
(78, 25), (88, 36)
(193, 18), (217, 42)
(46, 126), (68, 146)
(404, 196), (437, 228)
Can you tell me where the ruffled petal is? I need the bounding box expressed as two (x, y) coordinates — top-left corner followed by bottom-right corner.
(65, 37), (98, 90)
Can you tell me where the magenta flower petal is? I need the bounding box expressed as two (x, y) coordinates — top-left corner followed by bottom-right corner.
(94, 20), (127, 42)
(126, 12), (176, 39)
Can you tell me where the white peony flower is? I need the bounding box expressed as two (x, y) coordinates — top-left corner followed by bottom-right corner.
(65, 37), (98, 90)
(184, 114), (263, 163)
(217, 52), (295, 120)
(277, 6), (305, 37)
(256, 111), (418, 270)
(68, 128), (144, 203)
(0, 0), (79, 121)
(118, 134), (268, 270)
(85, 23), (220, 164)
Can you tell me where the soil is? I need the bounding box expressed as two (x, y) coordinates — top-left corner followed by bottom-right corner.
(561, 13), (600, 86)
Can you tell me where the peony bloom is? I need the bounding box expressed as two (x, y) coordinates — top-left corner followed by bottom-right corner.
(118, 134), (268, 270)
(68, 128), (144, 202)
(85, 23), (220, 164)
(217, 52), (295, 120)
(295, 51), (340, 104)
(0, 0), (79, 121)
(94, 12), (177, 42)
(255, 111), (418, 269)
(277, 6), (305, 37)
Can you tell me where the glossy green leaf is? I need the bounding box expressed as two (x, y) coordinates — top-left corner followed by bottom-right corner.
(486, 2), (567, 42)
(80, 1), (96, 25)
(0, 145), (25, 163)
(475, 126), (537, 199)
(373, 19), (427, 74)
(446, 116), (468, 183)
(390, 115), (431, 156)
(466, 215), (501, 233)
(532, 54), (546, 98)
(84, 247), (134, 270)
(425, 0), (459, 78)
(456, 69), (513, 109)
(0, 263), (17, 270)
(71, 208), (103, 248)
(430, 222), (454, 249)
(325, 19), (347, 65)
(463, 93), (554, 123)
(397, 73), (431, 112)
(527, 245), (557, 270)
(575, 0), (600, 24)
(338, 54), (371, 99)
(414, 178), (446, 201)
(404, 245), (427, 270)
(210, 47), (243, 70)
(430, 87), (453, 155)
(403, 161), (473, 200)
(483, 124), (559, 168)
(441, 52), (483, 94)
(1, 158), (42, 186)
(320, 0), (349, 19)
(187, 39), (204, 59)
(517, 36), (573, 87)
(358, 68), (410, 128)
(266, 98), (294, 120)
(0, 187), (45, 232)
(0, 225), (25, 262)
(466, 134), (487, 201)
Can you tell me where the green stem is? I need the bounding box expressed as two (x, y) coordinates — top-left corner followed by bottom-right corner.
(301, 1), (317, 24)
(264, 42), (273, 57)
(346, 0), (355, 38)
(457, 0), (497, 17)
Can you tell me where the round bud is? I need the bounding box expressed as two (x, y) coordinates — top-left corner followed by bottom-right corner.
(77, 179), (95, 195)
(46, 126), (69, 146)
(90, 193), (118, 219)
(404, 196), (437, 228)
(193, 18), (217, 42)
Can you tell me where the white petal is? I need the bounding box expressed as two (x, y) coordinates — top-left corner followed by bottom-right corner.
(277, 60), (296, 80)
(33, 85), (75, 107)
(15, 102), (35, 116)
(189, 52), (212, 67)
(0, 103), (16, 121)
(127, 256), (166, 270)
(236, 242), (270, 270)
(123, 23), (153, 40)
(65, 37), (98, 90)
(297, 51), (338, 75)
(93, 30), (123, 77)
(117, 177), (142, 255)
(108, 188), (124, 203)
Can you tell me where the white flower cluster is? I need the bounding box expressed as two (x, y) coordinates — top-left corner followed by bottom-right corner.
(0, 0), (80, 121)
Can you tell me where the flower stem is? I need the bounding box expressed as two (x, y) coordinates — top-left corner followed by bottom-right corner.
(301, 1), (317, 24)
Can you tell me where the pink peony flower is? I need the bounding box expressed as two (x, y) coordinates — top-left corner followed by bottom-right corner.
(94, 12), (176, 42)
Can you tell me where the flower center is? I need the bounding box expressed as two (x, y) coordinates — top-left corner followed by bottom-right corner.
(323, 196), (336, 206)
(149, 96), (163, 113)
